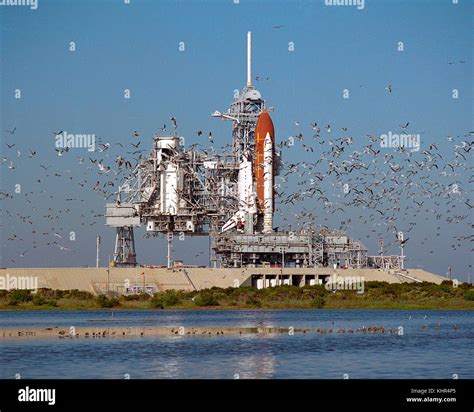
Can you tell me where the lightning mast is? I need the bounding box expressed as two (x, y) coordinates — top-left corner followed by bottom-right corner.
(212, 31), (265, 160)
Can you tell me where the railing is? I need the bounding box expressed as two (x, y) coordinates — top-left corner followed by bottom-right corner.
(91, 282), (158, 296)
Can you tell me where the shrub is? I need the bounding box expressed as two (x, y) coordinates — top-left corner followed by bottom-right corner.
(150, 299), (164, 309)
(311, 296), (326, 309)
(244, 296), (260, 307)
(122, 293), (151, 302)
(463, 290), (474, 301)
(151, 291), (181, 308)
(8, 289), (32, 305)
(366, 281), (390, 289)
(32, 295), (47, 306)
(96, 294), (120, 308)
(31, 295), (57, 307)
(65, 289), (94, 300)
(35, 288), (60, 299)
(439, 284), (451, 293)
(194, 292), (219, 307)
(162, 291), (180, 306)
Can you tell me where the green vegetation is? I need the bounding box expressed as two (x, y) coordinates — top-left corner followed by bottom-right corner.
(151, 290), (180, 308)
(95, 294), (120, 308)
(7, 289), (33, 306)
(32, 295), (58, 307)
(0, 281), (473, 310)
(464, 289), (474, 301)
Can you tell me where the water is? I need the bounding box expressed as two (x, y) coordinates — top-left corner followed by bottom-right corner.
(0, 309), (472, 379)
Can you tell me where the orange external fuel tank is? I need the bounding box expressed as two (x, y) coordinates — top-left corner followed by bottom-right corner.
(253, 111), (275, 213)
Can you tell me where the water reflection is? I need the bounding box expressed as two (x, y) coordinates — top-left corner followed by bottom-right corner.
(0, 310), (472, 379)
(234, 353), (277, 379)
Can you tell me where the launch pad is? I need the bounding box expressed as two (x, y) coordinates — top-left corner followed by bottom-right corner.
(105, 32), (403, 272)
(213, 230), (371, 269)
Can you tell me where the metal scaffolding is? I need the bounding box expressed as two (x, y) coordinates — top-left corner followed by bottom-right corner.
(114, 226), (137, 267)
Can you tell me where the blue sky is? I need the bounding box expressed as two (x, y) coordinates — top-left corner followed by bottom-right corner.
(1, 0), (472, 280)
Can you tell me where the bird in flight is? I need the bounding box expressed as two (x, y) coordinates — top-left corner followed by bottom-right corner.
(98, 143), (110, 152)
(170, 117), (177, 129)
(399, 122), (410, 129)
(55, 148), (69, 156)
(5, 127), (16, 135)
(396, 233), (409, 246)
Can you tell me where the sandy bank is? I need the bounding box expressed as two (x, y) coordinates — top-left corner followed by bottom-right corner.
(0, 325), (397, 340)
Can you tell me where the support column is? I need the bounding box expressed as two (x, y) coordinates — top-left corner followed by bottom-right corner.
(114, 226), (137, 267)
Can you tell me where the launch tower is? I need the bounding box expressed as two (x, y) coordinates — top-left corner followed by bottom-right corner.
(106, 32), (372, 272)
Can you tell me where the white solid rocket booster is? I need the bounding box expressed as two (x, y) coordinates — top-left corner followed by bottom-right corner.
(263, 132), (273, 233)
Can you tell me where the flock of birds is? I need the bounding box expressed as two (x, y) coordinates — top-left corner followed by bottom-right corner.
(1, 106), (473, 267)
(273, 122), (472, 258)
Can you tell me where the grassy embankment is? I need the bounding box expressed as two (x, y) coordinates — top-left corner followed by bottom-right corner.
(0, 281), (473, 310)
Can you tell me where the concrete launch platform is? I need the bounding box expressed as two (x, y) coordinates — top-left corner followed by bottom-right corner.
(0, 267), (448, 295)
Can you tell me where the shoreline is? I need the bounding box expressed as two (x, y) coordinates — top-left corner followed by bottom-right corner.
(0, 304), (473, 311)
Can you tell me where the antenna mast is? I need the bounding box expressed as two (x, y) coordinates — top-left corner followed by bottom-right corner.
(247, 31), (252, 86)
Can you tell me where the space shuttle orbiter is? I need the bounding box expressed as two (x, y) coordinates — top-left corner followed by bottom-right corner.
(221, 152), (257, 233)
